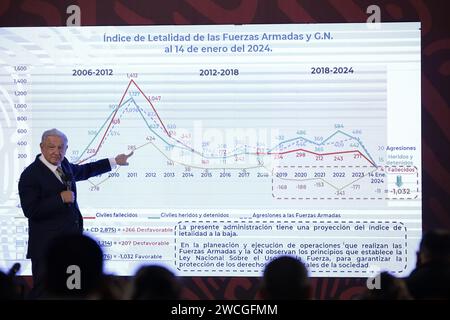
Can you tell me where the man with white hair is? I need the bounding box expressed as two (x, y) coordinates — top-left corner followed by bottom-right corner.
(18, 128), (133, 299)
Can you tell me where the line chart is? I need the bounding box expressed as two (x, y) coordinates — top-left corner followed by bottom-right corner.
(75, 79), (377, 168)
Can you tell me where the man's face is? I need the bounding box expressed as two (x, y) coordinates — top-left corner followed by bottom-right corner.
(40, 135), (67, 166)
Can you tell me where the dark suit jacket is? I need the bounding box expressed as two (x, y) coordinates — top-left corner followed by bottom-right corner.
(18, 155), (112, 259)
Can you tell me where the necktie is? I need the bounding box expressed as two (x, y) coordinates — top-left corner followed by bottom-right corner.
(56, 166), (66, 182)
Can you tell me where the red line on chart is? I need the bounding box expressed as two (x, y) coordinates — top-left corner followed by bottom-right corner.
(262, 149), (375, 167)
(130, 79), (170, 136)
(79, 80), (133, 164)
